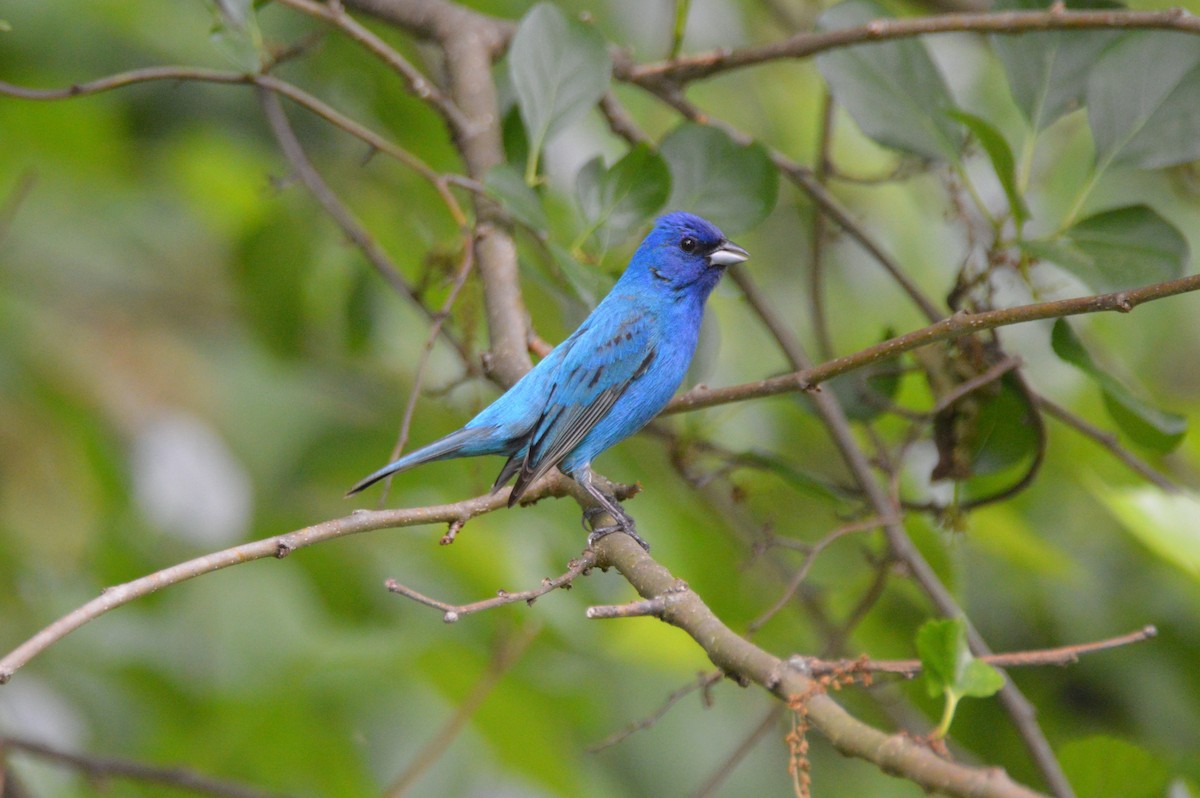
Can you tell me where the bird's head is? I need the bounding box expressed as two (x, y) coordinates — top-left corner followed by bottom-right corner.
(627, 211), (750, 296)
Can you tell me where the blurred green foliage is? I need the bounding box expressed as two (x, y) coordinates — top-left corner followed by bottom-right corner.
(3, 1), (1200, 797)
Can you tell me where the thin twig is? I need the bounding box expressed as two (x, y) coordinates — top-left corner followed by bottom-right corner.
(588, 671), (723, 753)
(277, 0), (470, 134)
(589, 533), (1048, 798)
(0, 737), (290, 798)
(748, 515), (893, 633)
(625, 8), (1200, 84)
(807, 625), (1159, 676)
(641, 90), (944, 323)
(930, 355), (1022, 414)
(381, 624), (539, 798)
(586, 597), (670, 619)
(1037, 395), (1179, 492)
(0, 475), (571, 683)
(379, 235), (478, 505)
(692, 706), (783, 798)
(256, 87), (473, 364)
(727, 266), (1073, 796)
(0, 69), (468, 227)
(385, 550), (598, 623)
(667, 273), (1200, 416)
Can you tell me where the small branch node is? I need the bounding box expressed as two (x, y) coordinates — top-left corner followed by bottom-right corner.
(275, 540), (294, 558)
(440, 518), (466, 545)
(586, 596), (668, 619)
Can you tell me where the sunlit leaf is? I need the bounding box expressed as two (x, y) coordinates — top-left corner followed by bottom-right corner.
(659, 124), (777, 235)
(917, 618), (1004, 739)
(1088, 32), (1200, 169)
(1097, 486), (1200, 578)
(1052, 319), (1186, 452)
(816, 0), (963, 160)
(1059, 736), (1168, 798)
(509, 3), (612, 183)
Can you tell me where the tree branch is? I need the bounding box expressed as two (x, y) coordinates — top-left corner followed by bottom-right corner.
(0, 476), (570, 683)
(667, 272), (1200, 416)
(624, 8), (1200, 85)
(385, 550), (599, 623)
(0, 736), (290, 798)
(588, 533), (1048, 798)
(806, 625), (1159, 676)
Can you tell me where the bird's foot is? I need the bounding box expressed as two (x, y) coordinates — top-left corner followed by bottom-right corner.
(583, 506), (650, 552)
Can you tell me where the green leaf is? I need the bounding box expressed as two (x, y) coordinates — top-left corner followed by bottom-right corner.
(485, 164), (548, 232)
(1028, 205), (1188, 293)
(575, 145), (671, 249)
(917, 618), (966, 698)
(547, 241), (613, 308)
(207, 0), (265, 72)
(917, 618), (1004, 737)
(959, 658), (1006, 697)
(990, 0), (1123, 131)
(1051, 319), (1186, 452)
(1059, 736), (1169, 798)
(509, 3), (612, 183)
(917, 618), (1004, 697)
(816, 0), (963, 160)
(659, 124), (778, 235)
(1019, 237), (1094, 275)
(1088, 32), (1200, 170)
(1097, 486), (1200, 578)
(946, 110), (1029, 225)
(968, 372), (1042, 476)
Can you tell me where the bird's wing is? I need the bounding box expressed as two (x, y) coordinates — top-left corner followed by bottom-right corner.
(507, 305), (657, 503)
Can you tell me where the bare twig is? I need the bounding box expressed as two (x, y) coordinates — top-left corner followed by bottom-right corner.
(385, 550), (598, 622)
(667, 273), (1200, 416)
(747, 516), (893, 633)
(728, 266), (1072, 796)
(0, 736), (290, 798)
(277, 0), (470, 134)
(692, 706), (783, 798)
(0, 171), (36, 245)
(625, 8), (1200, 84)
(381, 624), (539, 798)
(379, 236), (478, 504)
(589, 533), (1047, 798)
(588, 671), (723, 753)
(807, 625), (1159, 676)
(344, 0), (530, 385)
(586, 596), (671, 619)
(256, 87), (474, 365)
(1037, 395), (1180, 492)
(0, 475), (570, 683)
(0, 70), (468, 227)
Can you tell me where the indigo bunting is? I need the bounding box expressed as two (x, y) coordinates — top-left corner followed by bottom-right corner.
(348, 212), (749, 548)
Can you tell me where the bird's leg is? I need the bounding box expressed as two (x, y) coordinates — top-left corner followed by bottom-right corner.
(575, 469), (650, 551)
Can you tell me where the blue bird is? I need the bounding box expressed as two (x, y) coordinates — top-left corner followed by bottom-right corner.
(348, 211), (749, 549)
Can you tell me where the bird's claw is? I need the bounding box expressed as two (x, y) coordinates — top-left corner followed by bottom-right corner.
(583, 507), (650, 552)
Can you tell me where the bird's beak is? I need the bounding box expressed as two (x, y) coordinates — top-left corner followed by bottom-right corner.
(708, 240), (750, 268)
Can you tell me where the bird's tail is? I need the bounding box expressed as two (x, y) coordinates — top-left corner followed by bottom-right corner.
(345, 427), (494, 496)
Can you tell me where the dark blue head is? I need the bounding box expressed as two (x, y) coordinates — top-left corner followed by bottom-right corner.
(623, 211), (749, 298)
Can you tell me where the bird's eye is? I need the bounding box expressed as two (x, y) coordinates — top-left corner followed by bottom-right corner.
(680, 236), (698, 253)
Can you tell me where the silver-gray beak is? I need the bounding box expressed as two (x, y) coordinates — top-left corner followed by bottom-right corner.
(708, 240), (750, 267)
